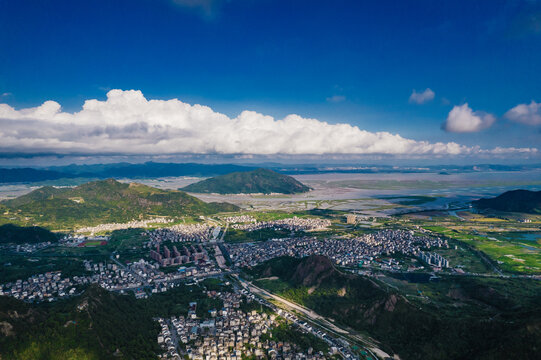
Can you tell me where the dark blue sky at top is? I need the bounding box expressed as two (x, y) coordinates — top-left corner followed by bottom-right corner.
(0, 0), (540, 150)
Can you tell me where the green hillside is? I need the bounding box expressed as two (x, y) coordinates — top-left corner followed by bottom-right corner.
(1, 179), (238, 229)
(182, 168), (310, 194)
(473, 189), (541, 213)
(0, 285), (160, 360)
(0, 283), (223, 360)
(247, 255), (541, 360)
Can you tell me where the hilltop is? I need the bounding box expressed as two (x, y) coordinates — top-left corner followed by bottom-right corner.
(247, 255), (541, 360)
(1, 179), (238, 229)
(473, 189), (541, 213)
(182, 168), (311, 194)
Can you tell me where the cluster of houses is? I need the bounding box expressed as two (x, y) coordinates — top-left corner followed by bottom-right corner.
(76, 217), (173, 234)
(0, 258), (222, 303)
(157, 291), (329, 360)
(0, 240), (53, 254)
(236, 286), (359, 360)
(0, 271), (77, 302)
(231, 217), (331, 232)
(147, 224), (215, 245)
(227, 229), (448, 269)
(222, 215), (256, 224)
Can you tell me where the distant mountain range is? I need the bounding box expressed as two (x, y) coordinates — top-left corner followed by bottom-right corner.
(473, 189), (541, 214)
(2, 162), (540, 184)
(181, 168), (311, 194)
(0, 168), (79, 183)
(0, 163), (257, 183)
(0, 179), (238, 229)
(46, 162), (256, 178)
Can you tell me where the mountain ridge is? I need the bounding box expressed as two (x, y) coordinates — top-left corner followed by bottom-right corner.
(473, 189), (541, 213)
(1, 179), (238, 229)
(248, 255), (541, 360)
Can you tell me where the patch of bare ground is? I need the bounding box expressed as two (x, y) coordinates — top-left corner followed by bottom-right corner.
(0, 321), (14, 336)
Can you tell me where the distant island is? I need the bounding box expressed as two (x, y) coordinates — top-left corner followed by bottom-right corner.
(473, 189), (541, 214)
(181, 168), (311, 194)
(2, 163), (541, 184)
(0, 179), (238, 229)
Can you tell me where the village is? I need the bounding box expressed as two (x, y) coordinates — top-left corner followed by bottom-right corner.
(0, 223), (452, 303)
(157, 283), (357, 360)
(0, 257), (223, 302)
(226, 229), (449, 270)
(231, 217), (331, 232)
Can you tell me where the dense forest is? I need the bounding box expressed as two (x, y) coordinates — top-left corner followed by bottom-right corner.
(0, 224), (61, 244)
(0, 284), (222, 359)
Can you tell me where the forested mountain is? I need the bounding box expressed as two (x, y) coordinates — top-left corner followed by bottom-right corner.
(1, 179), (238, 229)
(182, 168), (310, 194)
(473, 189), (541, 213)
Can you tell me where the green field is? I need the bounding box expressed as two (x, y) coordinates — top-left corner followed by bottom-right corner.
(80, 240), (105, 247)
(432, 240), (493, 273)
(423, 226), (541, 274)
(224, 227), (295, 243)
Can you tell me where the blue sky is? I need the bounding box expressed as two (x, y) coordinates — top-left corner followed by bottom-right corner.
(0, 0), (540, 163)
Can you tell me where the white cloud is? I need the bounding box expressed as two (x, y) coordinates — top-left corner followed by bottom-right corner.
(505, 101), (541, 126)
(442, 103), (496, 133)
(409, 88), (435, 104)
(0, 89), (535, 156)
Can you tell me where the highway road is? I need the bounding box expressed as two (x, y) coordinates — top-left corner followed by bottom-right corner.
(237, 276), (391, 360)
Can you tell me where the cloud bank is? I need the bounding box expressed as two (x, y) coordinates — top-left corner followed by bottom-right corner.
(0, 90), (535, 157)
(505, 101), (541, 126)
(409, 88), (435, 104)
(443, 103), (496, 133)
